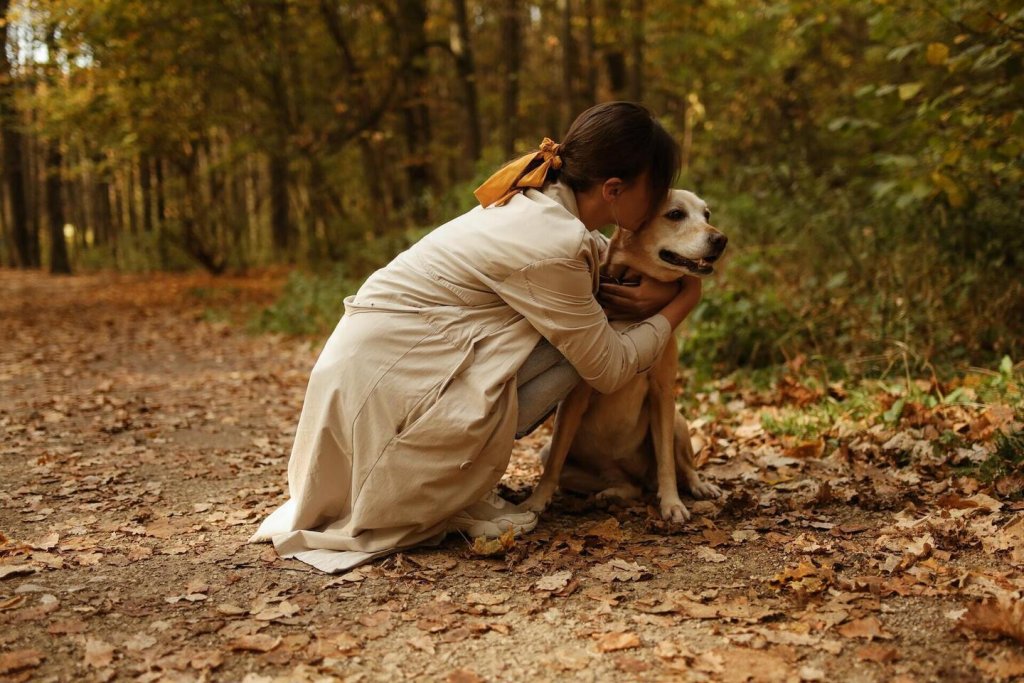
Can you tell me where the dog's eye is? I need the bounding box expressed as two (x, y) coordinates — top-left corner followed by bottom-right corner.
(704, 209), (711, 221)
(666, 209), (686, 221)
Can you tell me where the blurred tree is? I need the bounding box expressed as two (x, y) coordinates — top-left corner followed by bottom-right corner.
(1, 0), (35, 267)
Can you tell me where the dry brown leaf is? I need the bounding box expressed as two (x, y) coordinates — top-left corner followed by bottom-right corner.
(535, 571), (572, 592)
(695, 546), (727, 563)
(469, 528), (516, 556)
(465, 592), (508, 606)
(0, 595), (26, 610)
(29, 532), (59, 550)
(583, 517), (624, 543)
(407, 635), (435, 654)
(446, 669), (484, 683)
(548, 648), (591, 671)
(83, 638), (115, 668)
(589, 558), (651, 582)
(971, 651), (1024, 681)
(959, 598), (1024, 645)
(836, 616), (893, 641)
(229, 634), (282, 653)
(856, 643), (901, 662)
(596, 631), (642, 652)
(0, 649), (44, 675)
(0, 565), (36, 580)
(189, 650), (224, 670)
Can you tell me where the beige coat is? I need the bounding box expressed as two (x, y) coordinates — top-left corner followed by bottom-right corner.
(251, 182), (672, 572)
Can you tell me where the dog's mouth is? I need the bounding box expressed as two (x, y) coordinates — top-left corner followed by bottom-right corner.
(658, 249), (718, 275)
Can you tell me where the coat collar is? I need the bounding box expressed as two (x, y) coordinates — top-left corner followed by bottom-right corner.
(539, 181), (581, 222)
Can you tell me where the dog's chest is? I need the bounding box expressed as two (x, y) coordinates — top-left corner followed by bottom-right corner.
(573, 373), (652, 458)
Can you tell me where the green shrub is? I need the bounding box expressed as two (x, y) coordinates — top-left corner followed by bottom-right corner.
(251, 266), (360, 336)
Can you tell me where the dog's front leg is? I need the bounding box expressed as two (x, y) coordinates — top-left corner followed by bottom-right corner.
(649, 348), (689, 522)
(522, 381), (593, 513)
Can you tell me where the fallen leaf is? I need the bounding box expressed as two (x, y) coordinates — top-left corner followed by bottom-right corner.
(596, 631), (642, 652)
(29, 532), (59, 550)
(407, 635), (435, 654)
(229, 634), (282, 652)
(837, 616), (893, 641)
(469, 528), (516, 556)
(465, 592), (508, 606)
(856, 643), (901, 662)
(971, 651), (1024, 680)
(535, 571), (572, 592)
(189, 649), (224, 670)
(0, 565), (36, 580)
(959, 598), (1024, 645)
(695, 546), (727, 563)
(447, 669), (484, 683)
(0, 649), (44, 675)
(589, 559), (651, 582)
(83, 638), (116, 668)
(549, 647), (591, 671)
(583, 517), (624, 543)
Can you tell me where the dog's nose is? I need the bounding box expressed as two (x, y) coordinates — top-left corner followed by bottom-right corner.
(709, 231), (728, 252)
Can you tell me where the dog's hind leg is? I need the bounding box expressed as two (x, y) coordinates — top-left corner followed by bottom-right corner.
(674, 412), (721, 499)
(522, 381), (593, 513)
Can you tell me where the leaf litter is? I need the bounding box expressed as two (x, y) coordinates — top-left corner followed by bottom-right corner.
(1, 271), (1023, 681)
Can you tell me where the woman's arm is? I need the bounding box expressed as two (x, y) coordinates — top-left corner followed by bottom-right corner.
(494, 258), (673, 394)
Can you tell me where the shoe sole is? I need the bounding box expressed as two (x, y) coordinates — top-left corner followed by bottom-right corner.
(446, 513), (538, 539)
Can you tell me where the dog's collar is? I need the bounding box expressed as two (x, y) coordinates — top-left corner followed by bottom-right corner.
(599, 274), (641, 286)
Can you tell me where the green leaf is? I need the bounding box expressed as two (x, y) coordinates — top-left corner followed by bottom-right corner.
(886, 43), (920, 63)
(898, 82), (923, 100)
(883, 398), (906, 424)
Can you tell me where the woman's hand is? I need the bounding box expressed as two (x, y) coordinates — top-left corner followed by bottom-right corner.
(599, 276), (683, 320)
(655, 275), (703, 329)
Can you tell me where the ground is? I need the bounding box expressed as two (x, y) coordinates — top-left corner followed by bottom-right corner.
(1, 269), (1023, 683)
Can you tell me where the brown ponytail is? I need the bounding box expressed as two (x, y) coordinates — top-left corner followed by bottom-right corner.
(555, 102), (681, 220)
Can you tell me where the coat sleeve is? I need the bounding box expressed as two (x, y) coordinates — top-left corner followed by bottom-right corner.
(494, 256), (672, 394)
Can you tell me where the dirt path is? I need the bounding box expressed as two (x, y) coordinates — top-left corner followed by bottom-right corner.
(2, 270), (1022, 682)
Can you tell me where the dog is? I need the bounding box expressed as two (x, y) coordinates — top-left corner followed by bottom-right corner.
(522, 189), (726, 522)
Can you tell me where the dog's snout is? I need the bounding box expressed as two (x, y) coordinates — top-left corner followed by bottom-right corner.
(708, 230), (728, 253)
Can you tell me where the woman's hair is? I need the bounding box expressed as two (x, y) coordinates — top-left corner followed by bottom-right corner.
(556, 101), (681, 219)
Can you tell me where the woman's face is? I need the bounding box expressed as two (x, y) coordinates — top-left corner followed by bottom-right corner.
(611, 175), (654, 232)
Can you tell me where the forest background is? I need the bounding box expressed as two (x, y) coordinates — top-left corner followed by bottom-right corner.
(0, 0), (1021, 381)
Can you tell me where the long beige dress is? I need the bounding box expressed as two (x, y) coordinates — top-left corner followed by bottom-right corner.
(250, 182), (672, 572)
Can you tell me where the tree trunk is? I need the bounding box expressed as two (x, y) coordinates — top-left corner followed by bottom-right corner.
(397, 0), (431, 220)
(91, 155), (112, 247)
(0, 0), (36, 268)
(126, 159), (139, 236)
(628, 0), (644, 102)
(46, 139), (70, 274)
(139, 152), (153, 233)
(155, 156), (166, 227)
(451, 0), (481, 165)
(269, 149), (290, 253)
(501, 0), (521, 158)
(560, 0), (577, 133)
(602, 0), (627, 99)
(583, 0), (597, 106)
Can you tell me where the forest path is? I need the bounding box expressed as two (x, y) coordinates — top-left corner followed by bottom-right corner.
(1, 270), (1021, 682)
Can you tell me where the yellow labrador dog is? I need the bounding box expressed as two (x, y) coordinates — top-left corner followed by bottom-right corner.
(523, 189), (726, 522)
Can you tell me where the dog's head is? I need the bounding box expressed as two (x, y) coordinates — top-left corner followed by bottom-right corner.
(619, 189), (728, 281)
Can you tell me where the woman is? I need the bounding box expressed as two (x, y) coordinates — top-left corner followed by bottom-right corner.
(251, 102), (703, 573)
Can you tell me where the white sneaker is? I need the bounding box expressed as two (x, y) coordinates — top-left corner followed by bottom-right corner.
(446, 491), (538, 538)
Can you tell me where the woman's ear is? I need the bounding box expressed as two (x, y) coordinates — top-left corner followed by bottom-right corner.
(601, 177), (625, 203)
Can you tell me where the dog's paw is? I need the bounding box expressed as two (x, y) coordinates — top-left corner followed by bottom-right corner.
(689, 479), (723, 500)
(521, 491), (551, 513)
(595, 485), (641, 503)
(660, 499), (690, 523)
